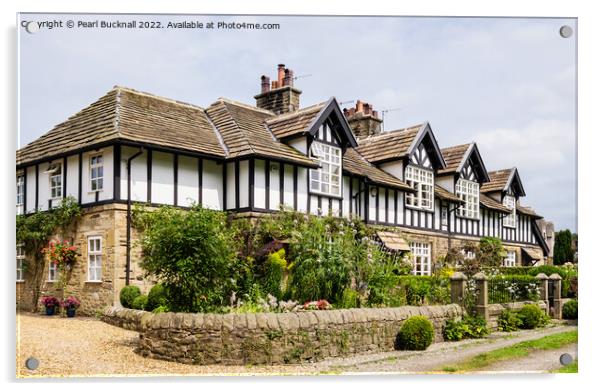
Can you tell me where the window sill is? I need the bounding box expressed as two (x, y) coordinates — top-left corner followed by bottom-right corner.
(87, 190), (104, 195)
(308, 191), (343, 200)
(16, 280), (25, 283)
(45, 280), (57, 283)
(503, 225), (516, 229)
(85, 280), (103, 283)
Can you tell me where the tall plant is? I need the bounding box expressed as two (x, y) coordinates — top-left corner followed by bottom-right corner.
(16, 197), (81, 310)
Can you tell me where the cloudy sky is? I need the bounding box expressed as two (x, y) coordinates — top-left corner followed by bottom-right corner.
(18, 14), (577, 231)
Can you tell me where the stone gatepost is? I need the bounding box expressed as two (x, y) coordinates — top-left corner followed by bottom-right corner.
(473, 272), (489, 321)
(549, 273), (563, 319)
(535, 273), (549, 314)
(450, 272), (468, 306)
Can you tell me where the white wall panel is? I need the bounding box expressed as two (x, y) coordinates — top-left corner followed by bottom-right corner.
(151, 151), (174, 205)
(66, 155), (79, 200)
(202, 159), (223, 210)
(283, 164), (294, 208)
(25, 166), (36, 213)
(254, 159), (266, 209)
(177, 155), (198, 207)
(297, 167), (308, 212)
(120, 146), (148, 202)
(239, 160), (249, 208)
(269, 162), (280, 209)
(226, 162), (235, 209)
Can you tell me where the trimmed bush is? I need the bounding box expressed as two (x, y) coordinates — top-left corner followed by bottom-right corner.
(146, 284), (168, 311)
(443, 315), (489, 341)
(132, 295), (148, 310)
(395, 316), (434, 350)
(119, 285), (141, 309)
(562, 299), (578, 319)
(517, 304), (549, 329)
(497, 309), (522, 332)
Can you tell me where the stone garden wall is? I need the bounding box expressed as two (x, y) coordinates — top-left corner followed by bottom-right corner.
(102, 304), (463, 365)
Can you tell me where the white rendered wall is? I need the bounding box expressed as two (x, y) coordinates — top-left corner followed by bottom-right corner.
(253, 159), (266, 209)
(202, 159), (223, 210)
(177, 155), (198, 207)
(239, 160), (249, 208)
(150, 151), (174, 205)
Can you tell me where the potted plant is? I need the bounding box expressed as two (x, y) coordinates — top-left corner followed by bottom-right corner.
(40, 295), (60, 316)
(61, 296), (81, 318)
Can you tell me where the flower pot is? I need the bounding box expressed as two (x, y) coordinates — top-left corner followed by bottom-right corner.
(45, 306), (56, 316)
(66, 308), (76, 318)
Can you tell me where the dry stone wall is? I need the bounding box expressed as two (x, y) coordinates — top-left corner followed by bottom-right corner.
(487, 300), (547, 330)
(102, 304), (463, 365)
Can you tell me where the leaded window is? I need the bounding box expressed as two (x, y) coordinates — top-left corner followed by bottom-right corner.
(50, 163), (62, 199)
(16, 175), (24, 214)
(405, 165), (433, 210)
(309, 141), (341, 197)
(410, 242), (431, 276)
(503, 195), (516, 228)
(456, 178), (480, 219)
(88, 236), (102, 282)
(90, 154), (104, 191)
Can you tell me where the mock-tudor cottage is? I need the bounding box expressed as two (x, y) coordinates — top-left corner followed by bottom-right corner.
(15, 64), (550, 314)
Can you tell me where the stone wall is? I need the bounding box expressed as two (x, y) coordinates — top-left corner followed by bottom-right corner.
(487, 300), (547, 330)
(102, 304), (463, 365)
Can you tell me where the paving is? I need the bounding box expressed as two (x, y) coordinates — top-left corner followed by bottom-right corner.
(15, 312), (576, 378)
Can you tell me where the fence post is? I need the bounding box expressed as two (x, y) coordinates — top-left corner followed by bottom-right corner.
(473, 272), (489, 321)
(549, 273), (563, 319)
(535, 273), (549, 314)
(450, 272), (467, 306)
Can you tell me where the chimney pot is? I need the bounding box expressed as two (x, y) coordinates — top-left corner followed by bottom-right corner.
(346, 99), (383, 139)
(355, 100), (363, 112)
(277, 64), (286, 88)
(261, 75), (270, 93)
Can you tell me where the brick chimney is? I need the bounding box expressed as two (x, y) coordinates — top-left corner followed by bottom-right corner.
(254, 64), (302, 114)
(343, 100), (383, 139)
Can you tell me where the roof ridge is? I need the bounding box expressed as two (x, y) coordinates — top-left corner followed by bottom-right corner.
(216, 97), (275, 116)
(265, 101), (328, 122)
(213, 100), (257, 155)
(113, 85), (207, 112)
(358, 122), (425, 142)
(440, 142), (472, 152)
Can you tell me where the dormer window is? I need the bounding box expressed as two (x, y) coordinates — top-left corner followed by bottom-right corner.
(503, 195), (516, 228)
(309, 141), (341, 197)
(456, 178), (479, 219)
(405, 165), (433, 210)
(16, 175), (24, 214)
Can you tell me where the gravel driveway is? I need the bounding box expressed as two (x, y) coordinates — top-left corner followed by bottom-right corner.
(15, 312), (577, 378)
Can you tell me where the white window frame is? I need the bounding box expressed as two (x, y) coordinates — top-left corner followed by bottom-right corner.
(48, 261), (58, 282)
(17, 245), (25, 282)
(410, 242), (431, 276)
(456, 178), (480, 219)
(503, 195), (516, 228)
(504, 250), (516, 267)
(405, 165), (434, 211)
(309, 141), (342, 197)
(16, 175), (24, 214)
(87, 236), (103, 282)
(89, 153), (104, 192)
(49, 163), (63, 199)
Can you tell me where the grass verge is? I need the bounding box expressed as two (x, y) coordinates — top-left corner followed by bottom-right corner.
(555, 360), (578, 373)
(440, 330), (577, 373)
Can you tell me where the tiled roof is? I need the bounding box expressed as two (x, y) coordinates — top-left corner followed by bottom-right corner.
(185, 98), (317, 167)
(16, 87), (227, 165)
(355, 124), (424, 163)
(480, 168), (513, 193)
(266, 102), (326, 139)
(376, 231), (410, 252)
(522, 247), (543, 261)
(434, 185), (464, 203)
(438, 143), (471, 174)
(343, 148), (414, 191)
(480, 193), (512, 213)
(517, 204), (542, 218)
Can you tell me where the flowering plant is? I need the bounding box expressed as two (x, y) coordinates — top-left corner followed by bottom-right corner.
(42, 240), (78, 268)
(303, 299), (331, 311)
(40, 295), (60, 308)
(61, 296), (81, 309)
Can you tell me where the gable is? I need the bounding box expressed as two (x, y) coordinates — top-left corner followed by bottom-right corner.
(306, 98), (358, 148)
(406, 123), (446, 170)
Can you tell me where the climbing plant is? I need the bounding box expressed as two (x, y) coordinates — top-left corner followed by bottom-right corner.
(16, 197), (81, 310)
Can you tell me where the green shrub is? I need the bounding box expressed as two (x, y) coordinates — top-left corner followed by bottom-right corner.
(152, 305), (169, 314)
(133, 205), (239, 313)
(497, 309), (522, 332)
(132, 295), (148, 310)
(395, 316), (434, 350)
(562, 299), (578, 319)
(443, 319), (468, 341)
(146, 284), (168, 311)
(263, 249), (288, 299)
(119, 285), (141, 309)
(443, 315), (489, 341)
(517, 304), (549, 329)
(340, 288), (360, 309)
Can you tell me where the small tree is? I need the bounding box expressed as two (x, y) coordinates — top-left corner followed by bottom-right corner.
(16, 197), (81, 310)
(445, 237), (506, 276)
(133, 205), (239, 313)
(554, 229), (575, 265)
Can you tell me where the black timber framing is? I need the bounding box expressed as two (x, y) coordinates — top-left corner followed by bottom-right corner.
(173, 153), (179, 206)
(198, 158), (203, 206)
(279, 162), (284, 207)
(113, 144), (121, 202)
(222, 162), (227, 210)
(147, 148), (152, 203)
(35, 164), (39, 210)
(23, 168), (27, 212)
(235, 161), (240, 209)
(62, 156), (67, 200)
(265, 159), (270, 210)
(249, 158), (255, 210)
(77, 153), (82, 204)
(293, 165), (298, 211)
